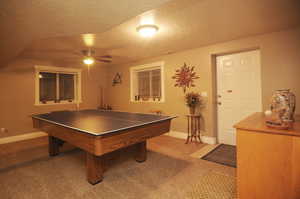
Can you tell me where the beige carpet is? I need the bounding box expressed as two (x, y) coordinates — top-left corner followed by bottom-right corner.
(0, 136), (236, 199)
(186, 172), (237, 199)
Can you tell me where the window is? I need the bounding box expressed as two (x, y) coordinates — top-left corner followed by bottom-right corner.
(130, 62), (165, 102)
(35, 65), (82, 105)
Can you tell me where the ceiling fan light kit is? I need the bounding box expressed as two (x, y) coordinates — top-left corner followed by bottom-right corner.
(83, 57), (95, 65)
(81, 49), (112, 65)
(136, 24), (159, 37)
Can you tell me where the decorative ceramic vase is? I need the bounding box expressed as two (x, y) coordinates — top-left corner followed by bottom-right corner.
(266, 89), (296, 129)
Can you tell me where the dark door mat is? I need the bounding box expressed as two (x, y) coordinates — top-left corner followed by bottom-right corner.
(201, 144), (236, 168)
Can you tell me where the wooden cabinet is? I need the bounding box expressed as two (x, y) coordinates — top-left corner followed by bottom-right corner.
(235, 113), (300, 199)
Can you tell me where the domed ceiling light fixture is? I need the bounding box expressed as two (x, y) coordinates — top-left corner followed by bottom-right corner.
(136, 24), (159, 37)
(82, 34), (95, 47)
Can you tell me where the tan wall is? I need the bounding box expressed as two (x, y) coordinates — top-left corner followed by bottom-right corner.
(106, 27), (300, 138)
(1, 27), (299, 139)
(0, 59), (107, 138)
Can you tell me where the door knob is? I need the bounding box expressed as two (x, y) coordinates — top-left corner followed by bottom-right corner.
(217, 102), (222, 105)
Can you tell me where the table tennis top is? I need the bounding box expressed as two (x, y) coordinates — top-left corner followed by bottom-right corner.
(32, 109), (175, 136)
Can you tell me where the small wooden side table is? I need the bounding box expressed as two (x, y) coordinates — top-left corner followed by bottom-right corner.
(186, 114), (202, 144)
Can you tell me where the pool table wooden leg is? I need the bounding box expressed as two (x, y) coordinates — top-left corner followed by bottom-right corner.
(48, 136), (60, 156)
(86, 152), (103, 185)
(135, 141), (147, 162)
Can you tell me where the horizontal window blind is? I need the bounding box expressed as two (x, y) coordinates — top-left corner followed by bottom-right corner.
(138, 71), (150, 98)
(39, 72), (75, 104)
(136, 68), (161, 101)
(59, 74), (75, 101)
(151, 69), (161, 98)
(39, 72), (57, 102)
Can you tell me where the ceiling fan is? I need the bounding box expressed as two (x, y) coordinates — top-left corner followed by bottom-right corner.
(80, 49), (112, 65)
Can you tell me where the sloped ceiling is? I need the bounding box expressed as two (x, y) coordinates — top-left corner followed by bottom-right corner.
(2, 0), (300, 68)
(0, 0), (172, 67)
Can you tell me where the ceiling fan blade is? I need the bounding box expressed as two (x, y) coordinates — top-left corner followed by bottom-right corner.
(97, 55), (112, 59)
(95, 58), (112, 63)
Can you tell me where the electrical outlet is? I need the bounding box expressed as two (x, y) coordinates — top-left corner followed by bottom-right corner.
(0, 128), (8, 133)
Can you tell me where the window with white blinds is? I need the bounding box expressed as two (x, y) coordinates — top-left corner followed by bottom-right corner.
(35, 65), (82, 106)
(130, 62), (164, 102)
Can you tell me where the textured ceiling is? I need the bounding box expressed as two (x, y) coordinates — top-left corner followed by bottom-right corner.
(2, 0), (300, 68)
(0, 0), (172, 67)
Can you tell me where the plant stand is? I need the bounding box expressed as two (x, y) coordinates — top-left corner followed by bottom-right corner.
(186, 114), (202, 144)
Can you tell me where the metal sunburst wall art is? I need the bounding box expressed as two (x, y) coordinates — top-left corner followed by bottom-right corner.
(172, 63), (199, 93)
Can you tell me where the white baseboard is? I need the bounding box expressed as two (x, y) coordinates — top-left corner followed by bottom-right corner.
(0, 131), (47, 145)
(201, 135), (217, 145)
(167, 131), (217, 145)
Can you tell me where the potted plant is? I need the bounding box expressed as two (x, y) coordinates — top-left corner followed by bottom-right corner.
(185, 92), (202, 115)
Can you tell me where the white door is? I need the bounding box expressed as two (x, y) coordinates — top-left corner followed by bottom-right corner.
(217, 50), (262, 145)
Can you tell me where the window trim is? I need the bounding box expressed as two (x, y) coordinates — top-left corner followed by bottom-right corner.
(34, 65), (82, 106)
(130, 61), (165, 103)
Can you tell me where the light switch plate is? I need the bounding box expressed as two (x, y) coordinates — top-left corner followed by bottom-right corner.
(201, 92), (207, 97)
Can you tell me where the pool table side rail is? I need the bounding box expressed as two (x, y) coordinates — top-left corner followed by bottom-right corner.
(32, 117), (172, 156)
